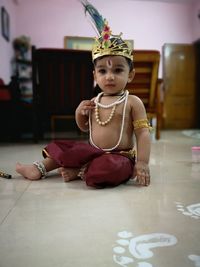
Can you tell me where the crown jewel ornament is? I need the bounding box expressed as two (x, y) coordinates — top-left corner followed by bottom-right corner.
(80, 0), (133, 62)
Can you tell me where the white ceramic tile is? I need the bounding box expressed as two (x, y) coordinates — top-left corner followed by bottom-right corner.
(0, 130), (200, 267)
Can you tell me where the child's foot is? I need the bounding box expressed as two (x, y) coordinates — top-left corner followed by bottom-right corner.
(16, 162), (41, 180)
(58, 167), (80, 182)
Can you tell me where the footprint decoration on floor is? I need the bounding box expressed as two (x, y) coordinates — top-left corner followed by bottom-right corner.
(113, 231), (177, 267)
(188, 255), (200, 267)
(175, 202), (200, 219)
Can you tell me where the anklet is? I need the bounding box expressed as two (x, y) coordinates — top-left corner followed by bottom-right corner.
(77, 164), (87, 180)
(33, 161), (47, 178)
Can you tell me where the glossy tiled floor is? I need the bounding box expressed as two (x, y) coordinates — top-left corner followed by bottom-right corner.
(0, 130), (200, 267)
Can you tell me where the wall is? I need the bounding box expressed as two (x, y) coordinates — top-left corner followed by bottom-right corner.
(0, 0), (16, 83)
(15, 0), (195, 50)
(192, 0), (200, 41)
(0, 0), (199, 82)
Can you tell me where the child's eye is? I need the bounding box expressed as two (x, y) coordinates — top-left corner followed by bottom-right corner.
(98, 69), (106, 74)
(114, 68), (124, 73)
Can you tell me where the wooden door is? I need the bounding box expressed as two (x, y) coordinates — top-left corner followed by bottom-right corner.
(163, 44), (196, 129)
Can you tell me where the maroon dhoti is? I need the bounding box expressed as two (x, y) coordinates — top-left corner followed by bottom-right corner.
(43, 140), (135, 188)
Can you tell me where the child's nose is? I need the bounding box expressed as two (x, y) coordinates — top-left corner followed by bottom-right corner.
(106, 72), (114, 80)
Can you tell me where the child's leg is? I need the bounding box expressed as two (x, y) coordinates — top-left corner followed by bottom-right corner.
(84, 154), (134, 188)
(16, 157), (59, 180)
(41, 140), (105, 182)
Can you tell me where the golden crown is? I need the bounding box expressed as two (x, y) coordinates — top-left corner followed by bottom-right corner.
(92, 21), (133, 62)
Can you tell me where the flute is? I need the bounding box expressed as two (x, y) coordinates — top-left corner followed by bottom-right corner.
(0, 171), (12, 179)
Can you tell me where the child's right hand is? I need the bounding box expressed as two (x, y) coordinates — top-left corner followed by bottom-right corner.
(77, 100), (95, 116)
(132, 161), (150, 186)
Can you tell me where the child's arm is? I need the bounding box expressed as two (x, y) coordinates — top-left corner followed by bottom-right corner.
(75, 99), (95, 132)
(131, 96), (151, 186)
(134, 128), (151, 186)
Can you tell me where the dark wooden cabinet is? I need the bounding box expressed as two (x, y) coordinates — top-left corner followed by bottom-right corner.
(194, 39), (200, 128)
(32, 47), (94, 142)
(162, 44), (197, 129)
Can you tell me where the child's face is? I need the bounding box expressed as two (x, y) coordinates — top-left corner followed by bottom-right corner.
(93, 56), (134, 94)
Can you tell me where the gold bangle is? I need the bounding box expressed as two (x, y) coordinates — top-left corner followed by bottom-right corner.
(133, 119), (153, 131)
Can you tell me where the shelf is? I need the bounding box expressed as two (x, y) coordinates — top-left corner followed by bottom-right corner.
(16, 59), (32, 65)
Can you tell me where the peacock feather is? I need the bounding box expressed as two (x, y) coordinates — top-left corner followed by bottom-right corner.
(80, 0), (105, 36)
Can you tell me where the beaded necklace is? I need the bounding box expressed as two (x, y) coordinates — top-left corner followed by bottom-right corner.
(94, 91), (126, 126)
(95, 104), (116, 126)
(94, 90), (127, 108)
(89, 90), (129, 151)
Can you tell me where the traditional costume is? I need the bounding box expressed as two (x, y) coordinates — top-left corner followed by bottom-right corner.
(42, 141), (135, 188)
(33, 0), (151, 188)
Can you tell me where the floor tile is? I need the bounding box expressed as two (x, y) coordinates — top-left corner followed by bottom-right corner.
(0, 130), (200, 267)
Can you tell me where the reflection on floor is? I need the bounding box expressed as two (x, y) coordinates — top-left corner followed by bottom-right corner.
(0, 130), (200, 267)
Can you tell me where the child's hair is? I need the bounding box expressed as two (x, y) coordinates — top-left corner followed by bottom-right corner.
(93, 55), (134, 72)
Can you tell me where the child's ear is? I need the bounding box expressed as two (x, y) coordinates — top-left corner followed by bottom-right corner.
(128, 69), (135, 83)
(93, 70), (97, 82)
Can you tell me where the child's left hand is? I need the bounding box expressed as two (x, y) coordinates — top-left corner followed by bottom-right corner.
(132, 161), (150, 186)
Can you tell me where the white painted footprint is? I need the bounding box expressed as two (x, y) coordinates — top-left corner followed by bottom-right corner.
(113, 231), (177, 267)
(175, 202), (200, 219)
(188, 255), (200, 267)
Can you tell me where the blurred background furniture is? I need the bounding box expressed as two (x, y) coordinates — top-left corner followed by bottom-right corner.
(31, 48), (163, 142)
(162, 44), (197, 129)
(32, 47), (94, 142)
(0, 78), (12, 141)
(0, 77), (23, 141)
(126, 50), (163, 139)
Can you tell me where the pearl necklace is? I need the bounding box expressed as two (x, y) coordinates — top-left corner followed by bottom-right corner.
(95, 104), (116, 126)
(94, 91), (127, 108)
(94, 91), (127, 126)
(89, 90), (129, 151)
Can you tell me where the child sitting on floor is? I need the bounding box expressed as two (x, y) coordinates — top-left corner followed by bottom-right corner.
(16, 1), (151, 188)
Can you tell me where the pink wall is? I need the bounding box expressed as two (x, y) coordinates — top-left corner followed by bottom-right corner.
(1, 0), (200, 83)
(15, 0), (195, 49)
(192, 0), (200, 41)
(0, 0), (16, 83)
